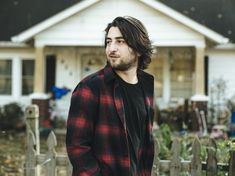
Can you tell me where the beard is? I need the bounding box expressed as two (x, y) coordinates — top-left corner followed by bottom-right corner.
(107, 56), (138, 71)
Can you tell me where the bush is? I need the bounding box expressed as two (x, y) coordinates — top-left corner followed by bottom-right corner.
(153, 123), (235, 163)
(0, 103), (24, 131)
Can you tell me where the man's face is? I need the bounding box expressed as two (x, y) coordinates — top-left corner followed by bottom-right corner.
(105, 27), (138, 71)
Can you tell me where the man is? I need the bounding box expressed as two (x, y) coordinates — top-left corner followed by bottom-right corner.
(66, 16), (155, 176)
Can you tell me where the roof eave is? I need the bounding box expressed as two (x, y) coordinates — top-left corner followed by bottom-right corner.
(0, 41), (29, 48)
(214, 43), (235, 50)
(140, 0), (229, 45)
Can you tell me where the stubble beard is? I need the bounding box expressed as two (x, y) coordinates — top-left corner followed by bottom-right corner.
(108, 57), (138, 71)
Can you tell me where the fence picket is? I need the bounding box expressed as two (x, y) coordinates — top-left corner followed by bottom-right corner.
(25, 131), (37, 176)
(229, 150), (235, 176)
(66, 158), (73, 176)
(191, 137), (201, 176)
(170, 138), (181, 176)
(151, 138), (160, 176)
(206, 138), (217, 176)
(45, 131), (57, 176)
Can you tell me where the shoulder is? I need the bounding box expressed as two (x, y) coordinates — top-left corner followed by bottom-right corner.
(138, 70), (154, 95)
(81, 69), (105, 86)
(73, 67), (105, 93)
(138, 70), (154, 83)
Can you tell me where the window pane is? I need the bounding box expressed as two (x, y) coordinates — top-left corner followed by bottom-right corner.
(170, 48), (194, 98)
(22, 60), (35, 95)
(0, 60), (12, 94)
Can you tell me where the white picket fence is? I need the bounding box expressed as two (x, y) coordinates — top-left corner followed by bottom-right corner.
(24, 105), (235, 176)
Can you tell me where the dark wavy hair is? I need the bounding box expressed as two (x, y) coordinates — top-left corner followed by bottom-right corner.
(104, 16), (153, 70)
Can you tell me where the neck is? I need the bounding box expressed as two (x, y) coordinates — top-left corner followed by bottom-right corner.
(115, 67), (138, 84)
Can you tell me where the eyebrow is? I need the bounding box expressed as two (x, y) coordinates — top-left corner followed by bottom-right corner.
(105, 36), (124, 40)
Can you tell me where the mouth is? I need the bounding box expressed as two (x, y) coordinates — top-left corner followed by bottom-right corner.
(109, 54), (119, 58)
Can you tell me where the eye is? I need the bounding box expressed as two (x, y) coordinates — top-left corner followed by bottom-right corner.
(106, 40), (111, 45)
(117, 40), (125, 44)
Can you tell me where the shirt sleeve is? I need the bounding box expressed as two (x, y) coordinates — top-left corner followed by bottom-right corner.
(66, 83), (101, 176)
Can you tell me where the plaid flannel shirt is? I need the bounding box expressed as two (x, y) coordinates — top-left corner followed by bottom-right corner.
(66, 64), (155, 176)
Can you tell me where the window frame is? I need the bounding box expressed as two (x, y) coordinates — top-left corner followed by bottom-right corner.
(0, 58), (12, 96)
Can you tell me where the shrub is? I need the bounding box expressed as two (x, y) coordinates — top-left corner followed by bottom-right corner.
(0, 103), (24, 131)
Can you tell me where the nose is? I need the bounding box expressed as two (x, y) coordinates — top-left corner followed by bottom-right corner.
(109, 42), (118, 52)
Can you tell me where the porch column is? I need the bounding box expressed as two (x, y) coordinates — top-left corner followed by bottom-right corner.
(195, 47), (205, 95)
(192, 47), (209, 131)
(34, 47), (45, 93)
(32, 46), (50, 122)
(163, 52), (171, 104)
(12, 56), (21, 100)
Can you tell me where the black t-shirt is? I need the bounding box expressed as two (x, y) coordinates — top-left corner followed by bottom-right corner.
(117, 76), (147, 175)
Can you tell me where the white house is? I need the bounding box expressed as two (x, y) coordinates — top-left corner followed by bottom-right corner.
(0, 0), (234, 119)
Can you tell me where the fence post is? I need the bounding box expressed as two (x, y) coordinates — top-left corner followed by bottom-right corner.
(25, 105), (40, 154)
(170, 138), (181, 176)
(206, 138), (217, 176)
(45, 131), (57, 176)
(191, 137), (201, 176)
(151, 138), (160, 176)
(25, 105), (40, 176)
(25, 131), (37, 176)
(229, 150), (235, 176)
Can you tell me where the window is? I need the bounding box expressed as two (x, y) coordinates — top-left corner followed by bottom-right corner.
(0, 60), (12, 95)
(146, 51), (163, 97)
(170, 48), (194, 98)
(22, 60), (35, 95)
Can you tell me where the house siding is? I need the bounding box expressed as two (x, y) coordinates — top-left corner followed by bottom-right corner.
(207, 49), (235, 99)
(35, 0), (204, 47)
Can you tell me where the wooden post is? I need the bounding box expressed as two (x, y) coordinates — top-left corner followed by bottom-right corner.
(25, 131), (37, 176)
(229, 150), (235, 176)
(191, 137), (201, 176)
(25, 105), (40, 176)
(170, 138), (181, 176)
(45, 131), (57, 176)
(25, 105), (40, 153)
(151, 138), (160, 176)
(206, 138), (217, 176)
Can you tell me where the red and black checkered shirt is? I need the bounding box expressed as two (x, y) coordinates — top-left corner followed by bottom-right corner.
(66, 64), (155, 176)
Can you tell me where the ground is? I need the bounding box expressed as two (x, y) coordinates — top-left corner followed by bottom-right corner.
(0, 131), (25, 176)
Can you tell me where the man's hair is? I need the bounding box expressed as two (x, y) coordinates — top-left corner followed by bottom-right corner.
(104, 16), (153, 70)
